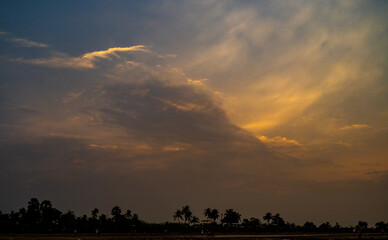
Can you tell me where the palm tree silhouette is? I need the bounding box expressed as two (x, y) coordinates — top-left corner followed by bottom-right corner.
(221, 209), (241, 225)
(91, 208), (99, 220)
(182, 205), (193, 224)
(111, 206), (122, 222)
(191, 216), (200, 224)
(204, 208), (219, 223)
(263, 212), (272, 226)
(173, 209), (183, 223)
(210, 209), (219, 223)
(204, 208), (212, 220)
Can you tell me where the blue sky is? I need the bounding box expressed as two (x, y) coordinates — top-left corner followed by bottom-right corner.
(1, 0), (387, 225)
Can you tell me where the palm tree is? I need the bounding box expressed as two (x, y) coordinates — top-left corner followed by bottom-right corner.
(271, 213), (285, 227)
(173, 209), (183, 223)
(263, 212), (272, 225)
(204, 208), (212, 220)
(26, 198), (41, 227)
(91, 208), (99, 220)
(190, 216), (200, 224)
(111, 206), (122, 222)
(221, 209), (241, 225)
(203, 208), (219, 223)
(210, 209), (219, 223)
(124, 210), (132, 220)
(182, 205), (193, 224)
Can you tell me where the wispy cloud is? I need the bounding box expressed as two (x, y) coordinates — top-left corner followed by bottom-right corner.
(81, 46), (149, 61)
(8, 45), (149, 69)
(258, 135), (301, 146)
(340, 124), (371, 130)
(10, 56), (95, 69)
(8, 37), (49, 48)
(0, 31), (49, 47)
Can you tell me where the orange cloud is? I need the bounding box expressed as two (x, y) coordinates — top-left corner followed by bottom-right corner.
(7, 45), (148, 69)
(88, 144), (118, 150)
(81, 46), (149, 61)
(258, 135), (301, 146)
(340, 124), (371, 130)
(162, 146), (185, 151)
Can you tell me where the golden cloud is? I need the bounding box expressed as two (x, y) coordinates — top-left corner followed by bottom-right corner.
(257, 135), (301, 146)
(81, 46), (149, 61)
(340, 124), (371, 130)
(7, 45), (149, 69)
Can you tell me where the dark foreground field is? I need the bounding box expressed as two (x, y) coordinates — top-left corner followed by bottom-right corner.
(0, 233), (387, 240)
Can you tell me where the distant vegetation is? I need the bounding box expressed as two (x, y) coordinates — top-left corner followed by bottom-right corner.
(0, 198), (387, 234)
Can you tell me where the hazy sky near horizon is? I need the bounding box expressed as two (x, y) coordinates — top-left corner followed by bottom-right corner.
(1, 0), (387, 226)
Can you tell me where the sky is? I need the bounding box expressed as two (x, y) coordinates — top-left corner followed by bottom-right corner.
(0, 0), (387, 226)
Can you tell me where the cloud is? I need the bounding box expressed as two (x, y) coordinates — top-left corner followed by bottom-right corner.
(258, 135), (301, 146)
(340, 124), (371, 130)
(1, 0), (387, 224)
(8, 45), (149, 69)
(186, 78), (208, 86)
(7, 38), (49, 48)
(0, 32), (49, 47)
(10, 56), (95, 69)
(0, 52), (278, 175)
(81, 46), (150, 61)
(176, 1), (386, 138)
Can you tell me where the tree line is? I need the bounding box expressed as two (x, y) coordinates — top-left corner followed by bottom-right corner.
(1, 198), (387, 234)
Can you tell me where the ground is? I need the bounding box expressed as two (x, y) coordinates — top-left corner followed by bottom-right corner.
(0, 233), (387, 240)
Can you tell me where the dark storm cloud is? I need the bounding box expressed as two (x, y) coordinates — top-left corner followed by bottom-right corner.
(62, 73), (282, 178)
(98, 81), (256, 146)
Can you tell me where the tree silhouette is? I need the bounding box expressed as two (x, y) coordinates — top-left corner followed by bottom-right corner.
(318, 222), (331, 232)
(303, 221), (317, 232)
(173, 209), (183, 223)
(263, 212), (272, 226)
(26, 198), (41, 229)
(0, 197), (382, 234)
(242, 217), (261, 230)
(111, 206), (122, 221)
(356, 221), (368, 232)
(221, 209), (241, 225)
(91, 208), (99, 220)
(60, 210), (76, 233)
(132, 213), (140, 224)
(182, 205), (193, 224)
(190, 216), (200, 224)
(39, 200), (62, 232)
(204, 208), (212, 220)
(204, 208), (219, 223)
(124, 210), (132, 220)
(271, 213), (285, 230)
(210, 209), (219, 223)
(375, 221), (387, 233)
